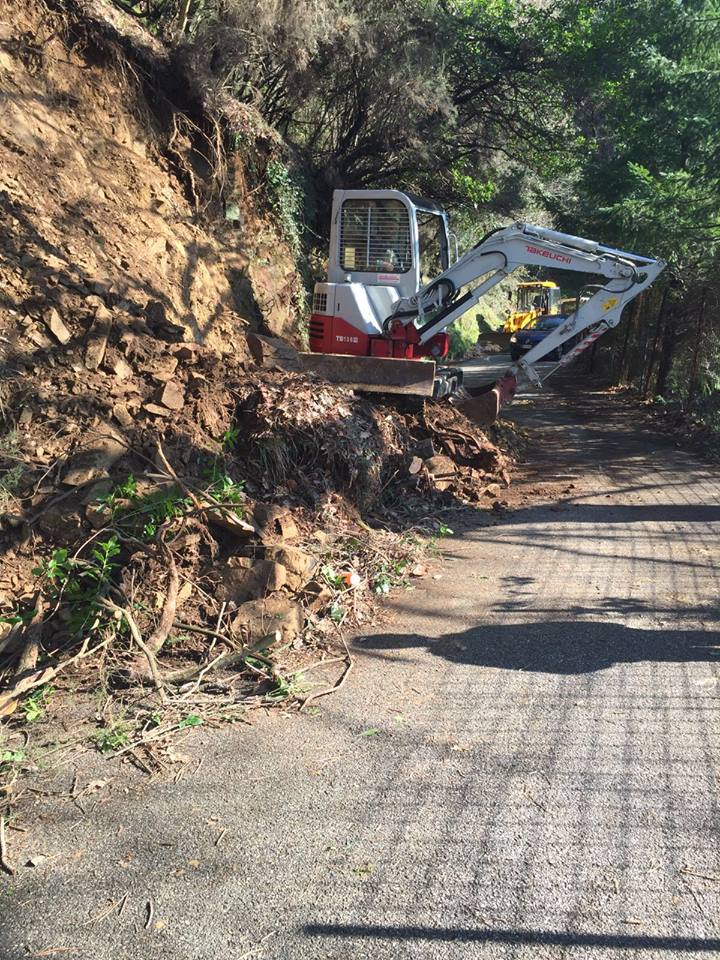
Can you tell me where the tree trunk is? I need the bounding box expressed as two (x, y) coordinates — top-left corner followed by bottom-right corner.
(686, 287), (707, 409)
(643, 287), (669, 397)
(618, 296), (640, 382)
(654, 302), (677, 398)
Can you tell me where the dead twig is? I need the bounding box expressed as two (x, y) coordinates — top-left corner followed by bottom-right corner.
(13, 592), (45, 677)
(299, 638), (353, 711)
(171, 620), (242, 650)
(166, 638), (276, 687)
(0, 637), (109, 717)
(101, 600), (167, 704)
(155, 440), (255, 534)
(146, 548), (179, 656)
(681, 875), (715, 927)
(0, 816), (16, 875)
(681, 867), (720, 883)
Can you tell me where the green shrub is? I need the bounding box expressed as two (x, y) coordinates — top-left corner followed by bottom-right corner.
(447, 314), (479, 360)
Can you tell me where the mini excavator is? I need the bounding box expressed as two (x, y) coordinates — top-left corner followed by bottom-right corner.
(301, 189), (666, 422)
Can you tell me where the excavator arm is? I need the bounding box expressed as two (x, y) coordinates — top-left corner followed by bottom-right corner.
(386, 222), (666, 417)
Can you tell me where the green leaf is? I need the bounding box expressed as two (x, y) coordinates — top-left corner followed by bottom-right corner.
(178, 713), (203, 728)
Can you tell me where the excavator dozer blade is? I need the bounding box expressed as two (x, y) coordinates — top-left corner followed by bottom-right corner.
(299, 353), (436, 397)
(453, 373), (518, 426)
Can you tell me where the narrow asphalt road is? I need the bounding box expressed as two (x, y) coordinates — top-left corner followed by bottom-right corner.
(3, 379), (719, 959)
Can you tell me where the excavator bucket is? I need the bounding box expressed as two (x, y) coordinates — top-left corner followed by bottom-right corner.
(299, 353), (437, 396)
(453, 373), (518, 426)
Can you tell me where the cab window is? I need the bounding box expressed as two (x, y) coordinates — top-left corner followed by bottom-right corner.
(417, 212), (446, 284)
(340, 199), (412, 273)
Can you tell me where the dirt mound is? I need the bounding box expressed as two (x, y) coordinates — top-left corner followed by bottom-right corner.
(0, 294), (512, 703)
(0, 0), (299, 350)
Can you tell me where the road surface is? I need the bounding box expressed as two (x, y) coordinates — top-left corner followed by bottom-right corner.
(3, 378), (719, 959)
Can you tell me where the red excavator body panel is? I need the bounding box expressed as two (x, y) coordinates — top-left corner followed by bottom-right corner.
(309, 313), (449, 361)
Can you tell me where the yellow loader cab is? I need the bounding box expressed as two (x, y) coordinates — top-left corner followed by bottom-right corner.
(503, 281), (561, 333)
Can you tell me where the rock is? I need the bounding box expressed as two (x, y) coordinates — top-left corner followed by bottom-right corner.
(174, 345), (198, 361)
(176, 581), (193, 607)
(111, 356), (133, 381)
(239, 546), (316, 590)
(36, 506), (86, 542)
(484, 482), (502, 498)
(144, 300), (185, 342)
(414, 438), (435, 460)
(301, 579), (333, 613)
(408, 456), (423, 475)
(62, 430), (125, 486)
(83, 295), (106, 310)
(85, 502), (111, 530)
(150, 357), (178, 382)
(410, 563), (428, 577)
(88, 278), (113, 297)
(44, 307), (71, 345)
(231, 595), (304, 644)
(112, 403), (134, 428)
(27, 326), (53, 349)
(425, 455), (457, 478)
(217, 558), (287, 604)
(143, 402), (172, 418)
(81, 480), (113, 505)
(252, 503), (298, 543)
(245, 333), (301, 372)
(85, 308), (112, 370)
(155, 380), (185, 411)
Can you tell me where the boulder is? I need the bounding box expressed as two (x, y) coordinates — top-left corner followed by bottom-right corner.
(217, 558), (287, 604)
(251, 503), (298, 543)
(231, 595), (304, 644)
(238, 546), (316, 590)
(62, 430), (125, 487)
(155, 380), (185, 411)
(44, 307), (71, 345)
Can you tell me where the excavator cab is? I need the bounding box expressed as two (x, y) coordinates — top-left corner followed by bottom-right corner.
(313, 190), (452, 358)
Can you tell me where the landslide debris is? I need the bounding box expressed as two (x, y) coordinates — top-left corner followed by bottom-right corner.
(0, 292), (512, 737)
(0, 0), (514, 786)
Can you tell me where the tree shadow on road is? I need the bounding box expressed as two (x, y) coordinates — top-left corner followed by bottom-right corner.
(358, 619), (719, 674)
(304, 922), (720, 953)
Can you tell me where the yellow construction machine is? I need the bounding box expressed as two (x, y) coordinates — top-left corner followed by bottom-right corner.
(503, 281), (561, 333)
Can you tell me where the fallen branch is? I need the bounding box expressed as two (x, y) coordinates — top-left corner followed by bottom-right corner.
(101, 600), (167, 704)
(13, 593), (45, 677)
(172, 620), (243, 650)
(146, 549), (179, 656)
(155, 440), (255, 535)
(298, 638), (354, 711)
(166, 630), (280, 686)
(0, 816), (16, 875)
(0, 638), (109, 717)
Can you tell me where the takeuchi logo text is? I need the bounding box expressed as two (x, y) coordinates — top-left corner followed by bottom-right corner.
(526, 245), (572, 265)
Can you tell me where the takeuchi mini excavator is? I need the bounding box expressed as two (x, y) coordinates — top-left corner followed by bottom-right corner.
(503, 281), (561, 333)
(302, 189), (666, 421)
